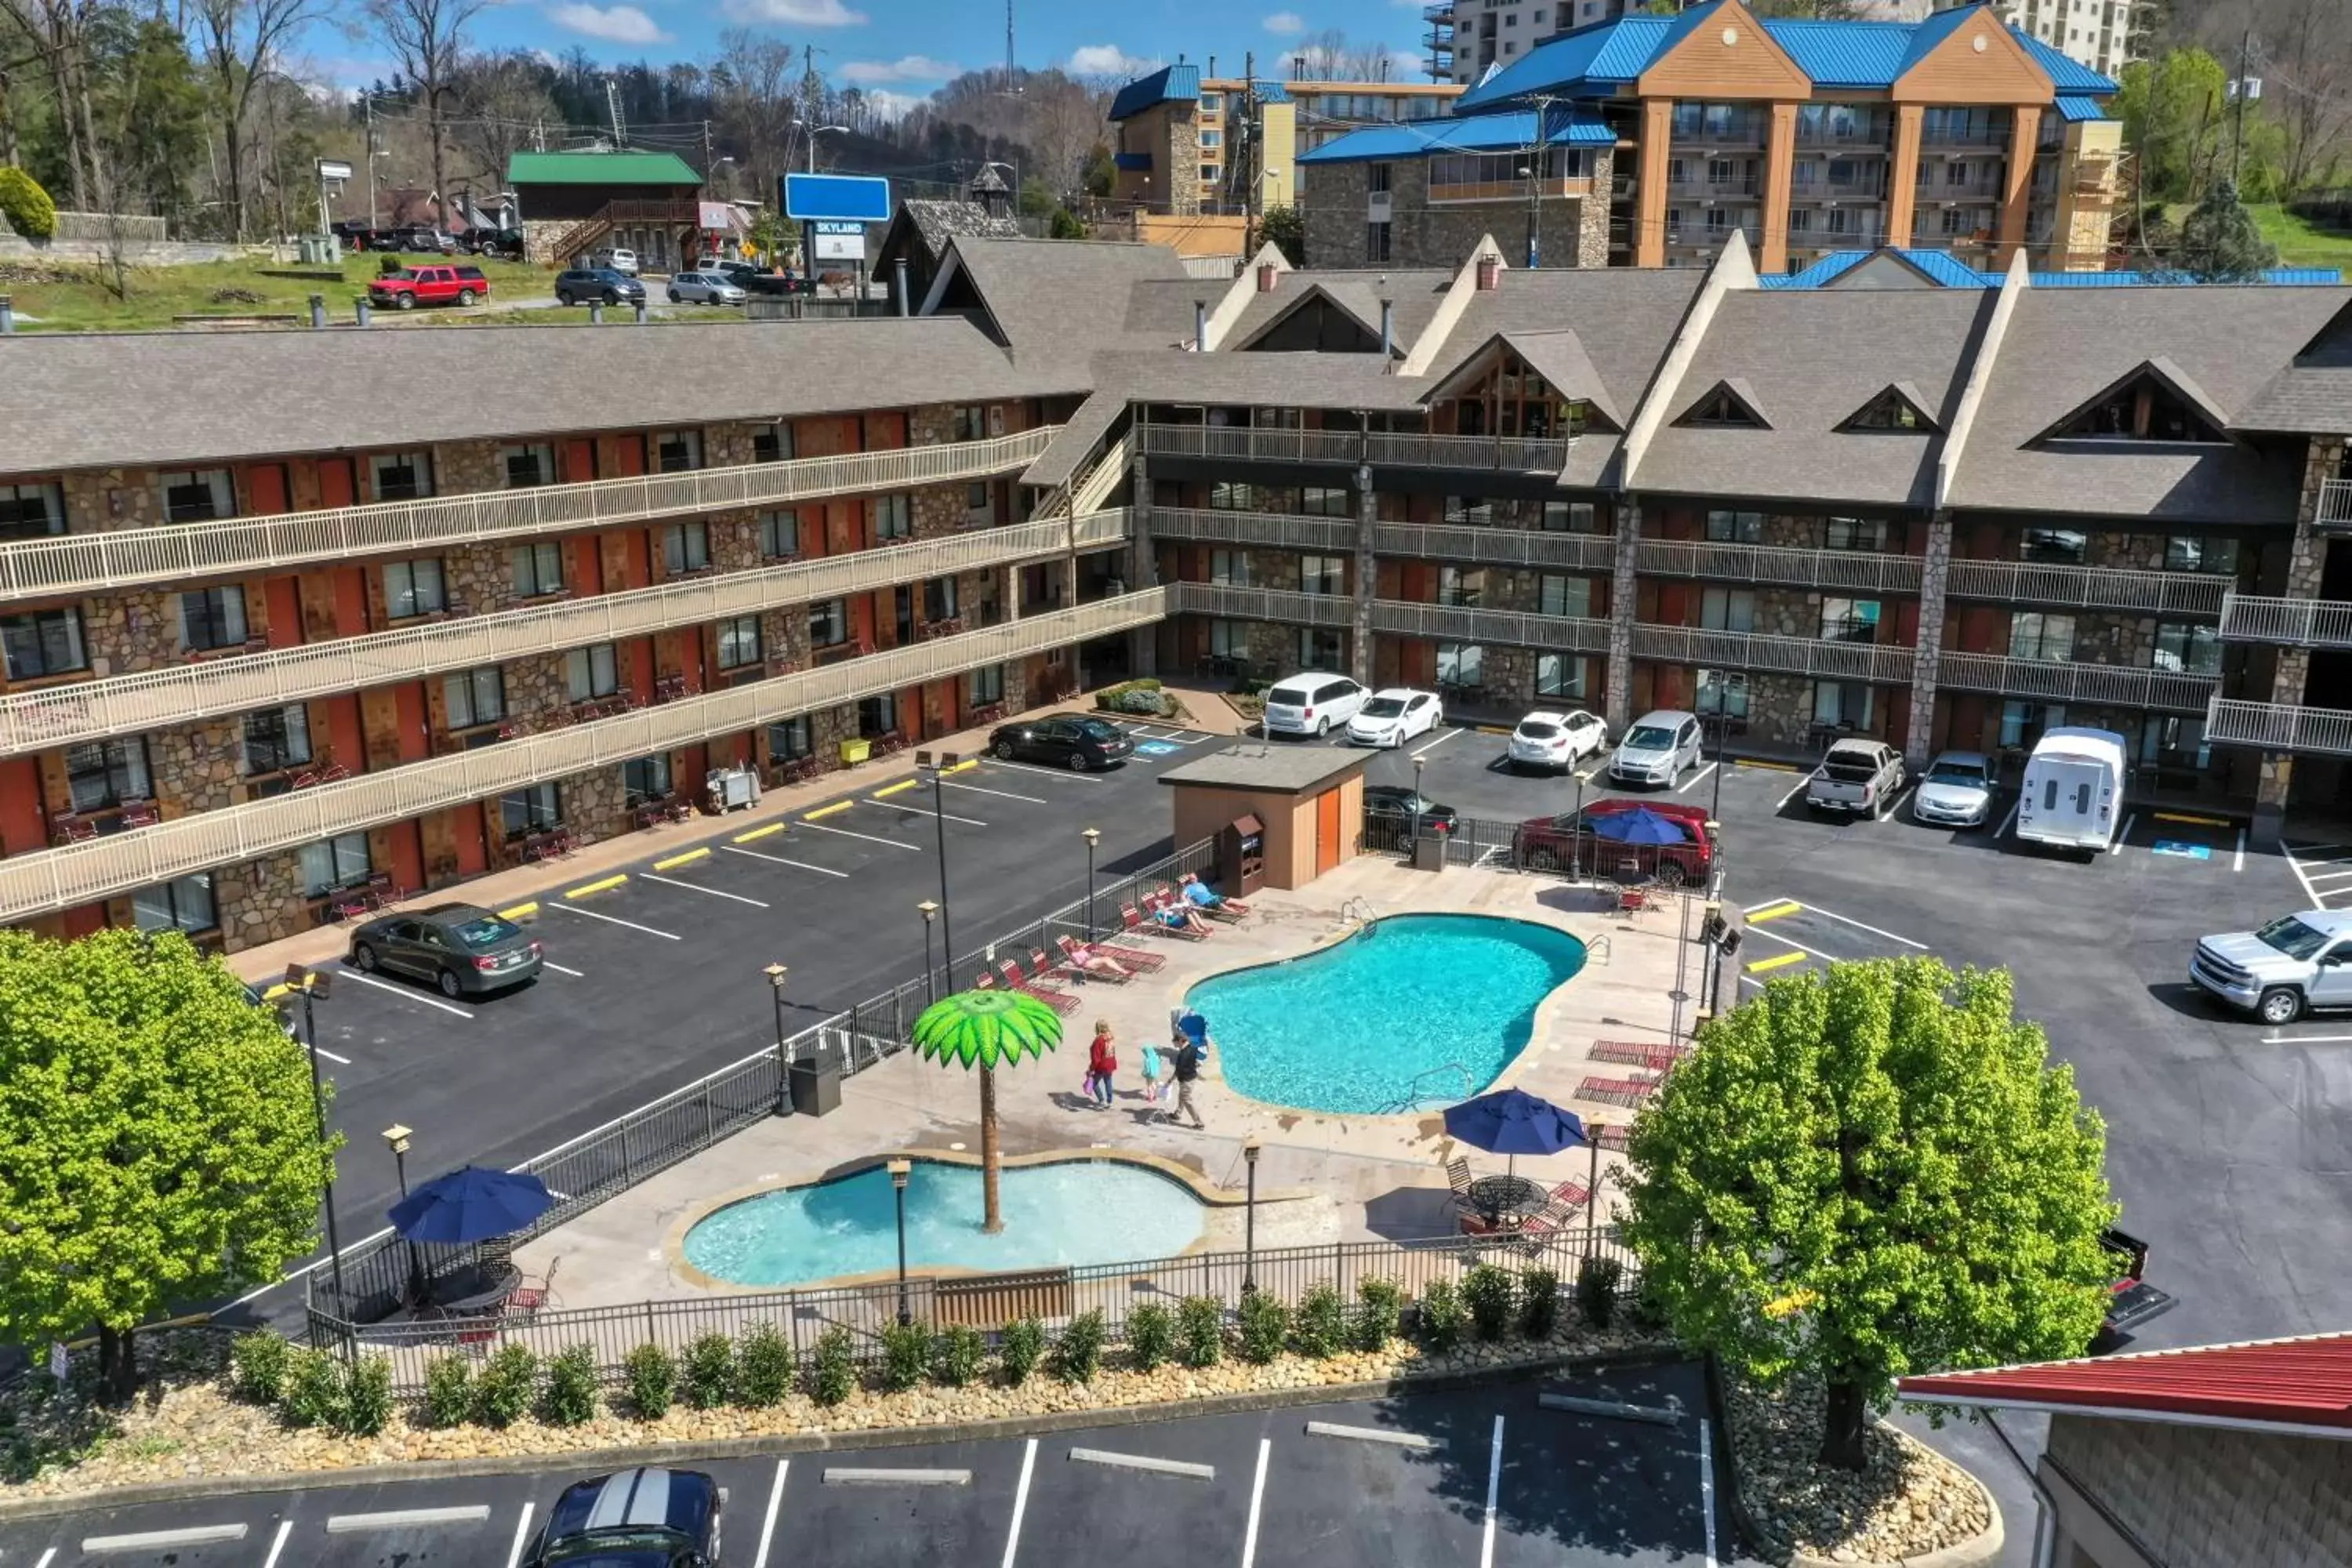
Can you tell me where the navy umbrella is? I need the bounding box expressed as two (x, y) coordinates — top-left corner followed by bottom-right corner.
(1588, 807), (1689, 845)
(1443, 1088), (1587, 1179)
(388, 1165), (554, 1245)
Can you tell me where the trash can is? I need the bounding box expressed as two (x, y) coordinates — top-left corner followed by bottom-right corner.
(788, 1050), (841, 1116)
(838, 737), (872, 767)
(1411, 833), (1448, 873)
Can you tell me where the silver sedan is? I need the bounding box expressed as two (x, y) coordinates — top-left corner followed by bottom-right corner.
(667, 270), (748, 306)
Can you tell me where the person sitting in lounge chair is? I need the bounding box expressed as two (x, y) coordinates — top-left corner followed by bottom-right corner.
(1180, 873), (1249, 920)
(1152, 895), (1214, 937)
(1057, 938), (1134, 982)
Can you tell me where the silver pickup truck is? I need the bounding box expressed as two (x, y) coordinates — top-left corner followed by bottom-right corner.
(1805, 740), (1906, 816)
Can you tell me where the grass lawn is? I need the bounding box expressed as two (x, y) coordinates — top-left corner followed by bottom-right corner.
(4, 252), (560, 332)
(2247, 202), (2352, 269)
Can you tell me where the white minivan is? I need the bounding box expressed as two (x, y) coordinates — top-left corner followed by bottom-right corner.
(1262, 673), (1367, 737)
(2015, 728), (2129, 854)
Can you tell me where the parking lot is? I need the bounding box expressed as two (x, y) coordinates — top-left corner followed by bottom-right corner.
(0, 1372), (1733, 1568)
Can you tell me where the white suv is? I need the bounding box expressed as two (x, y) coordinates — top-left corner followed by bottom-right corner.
(1262, 673), (1367, 737)
(1610, 710), (1703, 786)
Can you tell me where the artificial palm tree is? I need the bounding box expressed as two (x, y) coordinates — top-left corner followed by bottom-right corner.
(912, 989), (1063, 1233)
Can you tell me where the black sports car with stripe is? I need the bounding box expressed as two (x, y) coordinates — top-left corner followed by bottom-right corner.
(527, 1467), (722, 1567)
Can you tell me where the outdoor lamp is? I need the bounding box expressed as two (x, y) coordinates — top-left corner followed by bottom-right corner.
(918, 901), (942, 1002)
(765, 964), (790, 1112)
(1082, 828), (1102, 938)
(1242, 1137), (1262, 1294)
(887, 1158), (913, 1325)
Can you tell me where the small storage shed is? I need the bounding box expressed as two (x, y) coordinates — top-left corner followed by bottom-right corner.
(1160, 744), (1370, 891)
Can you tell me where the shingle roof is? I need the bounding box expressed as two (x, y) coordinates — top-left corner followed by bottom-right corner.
(1109, 64), (1200, 122)
(1899, 1332), (2352, 1439)
(1294, 108), (1616, 165)
(891, 199), (1022, 263)
(507, 151), (701, 187)
(943, 236), (1197, 368)
(1223, 270), (1455, 355)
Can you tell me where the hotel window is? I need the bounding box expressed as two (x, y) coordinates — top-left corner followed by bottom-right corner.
(924, 576), (958, 622)
(1812, 681), (1873, 729)
(967, 482), (993, 518)
(1209, 550), (1253, 586)
(623, 754), (674, 806)
(2000, 701), (2062, 749)
(1208, 481), (1255, 511)
(1201, 129), (1222, 147)
(768, 715), (812, 759)
(1939, 208), (1973, 237)
(132, 872), (216, 934)
(1298, 626), (1345, 669)
(383, 557), (446, 619)
(752, 422), (793, 463)
(656, 430), (704, 473)
(1365, 221), (1392, 263)
(662, 521), (710, 574)
(1436, 642), (1485, 687)
(1700, 587), (1755, 633)
(1443, 496), (1494, 526)
(970, 663), (1005, 705)
(759, 510), (800, 557)
(180, 585), (250, 649)
(1438, 566), (1486, 608)
(161, 468), (234, 522)
(501, 782), (562, 838)
(370, 450), (434, 500)
(1539, 575), (1590, 619)
(0, 481), (64, 540)
(1369, 162), (1392, 194)
(2, 606), (87, 677)
(445, 666), (506, 729)
(566, 642), (620, 699)
(951, 405), (989, 441)
(1301, 486), (1351, 517)
(1207, 619), (1249, 659)
(1789, 209), (1815, 234)
(1199, 93), (1223, 112)
(1536, 653), (1588, 699)
(1825, 517), (1887, 552)
(1301, 555), (1347, 596)
(2154, 622), (2223, 676)
(299, 832), (372, 897)
(873, 494), (913, 539)
(809, 598), (850, 648)
(1947, 160), (1974, 187)
(503, 443), (557, 487)
(858, 692), (898, 736)
(1541, 501), (1598, 532)
(1705, 509), (1762, 543)
(2009, 612), (2076, 662)
(241, 702), (313, 775)
(67, 737), (151, 811)
(511, 541), (564, 597)
(717, 615), (764, 670)
(2139, 715), (2211, 770)
(2164, 534), (2239, 575)
(2020, 528), (2087, 564)
(1819, 598), (1880, 642)
(1696, 669), (1749, 717)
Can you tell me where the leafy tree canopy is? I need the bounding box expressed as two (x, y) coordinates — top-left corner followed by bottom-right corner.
(1258, 203), (1305, 267)
(2177, 176), (2281, 280)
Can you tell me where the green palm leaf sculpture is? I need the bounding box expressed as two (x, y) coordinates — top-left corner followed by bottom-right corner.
(911, 989), (1064, 1233)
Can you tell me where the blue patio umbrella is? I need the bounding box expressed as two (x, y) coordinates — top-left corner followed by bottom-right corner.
(1443, 1088), (1587, 1179)
(388, 1165), (554, 1246)
(1588, 808), (1690, 845)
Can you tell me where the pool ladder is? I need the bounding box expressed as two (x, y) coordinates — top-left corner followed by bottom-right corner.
(1377, 1062), (1474, 1116)
(1340, 896), (1378, 927)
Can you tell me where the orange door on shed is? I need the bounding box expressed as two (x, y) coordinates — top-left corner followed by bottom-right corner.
(1316, 788), (1344, 877)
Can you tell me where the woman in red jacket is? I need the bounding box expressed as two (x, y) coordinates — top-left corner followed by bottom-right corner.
(1086, 1020), (1117, 1109)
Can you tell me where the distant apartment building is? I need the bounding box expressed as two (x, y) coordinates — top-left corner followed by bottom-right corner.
(1935, 0), (2139, 82)
(1427, 0), (1650, 85)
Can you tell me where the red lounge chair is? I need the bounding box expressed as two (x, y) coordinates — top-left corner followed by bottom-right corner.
(1047, 940), (1130, 983)
(1577, 1075), (1657, 1109)
(1085, 929), (1167, 971)
(1548, 1179), (1591, 1210)
(1000, 957), (1080, 1014)
(1137, 896), (1210, 941)
(1057, 934), (1152, 978)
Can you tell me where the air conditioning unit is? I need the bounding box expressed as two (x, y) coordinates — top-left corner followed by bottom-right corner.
(1369, 191), (1393, 220)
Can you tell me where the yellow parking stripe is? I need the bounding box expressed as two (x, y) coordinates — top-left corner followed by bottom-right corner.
(946, 758), (981, 774)
(873, 779), (920, 798)
(733, 822), (786, 844)
(1745, 952), (1808, 975)
(261, 982), (293, 1001)
(496, 902), (539, 920)
(804, 801), (853, 820)
(2154, 811), (2231, 828)
(1746, 901), (1802, 924)
(651, 848), (710, 871)
(1737, 759), (1802, 773)
(565, 875), (628, 899)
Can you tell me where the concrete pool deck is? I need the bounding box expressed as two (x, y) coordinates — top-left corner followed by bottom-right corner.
(519, 858), (1697, 1307)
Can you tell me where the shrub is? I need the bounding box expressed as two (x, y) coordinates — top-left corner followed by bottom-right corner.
(1054, 1310), (1106, 1384)
(421, 1353), (473, 1428)
(342, 1356), (393, 1437)
(473, 1345), (539, 1428)
(229, 1331), (289, 1406)
(0, 167), (56, 241)
(1236, 1290), (1290, 1365)
(997, 1317), (1044, 1385)
(683, 1333), (735, 1410)
(1125, 1301), (1176, 1370)
(879, 1322), (929, 1392)
(1576, 1257), (1624, 1330)
(624, 1343), (677, 1419)
(930, 1325), (986, 1388)
(1352, 1278), (1405, 1352)
(1177, 1295), (1225, 1368)
(278, 1347), (345, 1429)
(735, 1323), (793, 1407)
(1293, 1283), (1346, 1359)
(809, 1327), (857, 1406)
(1519, 1268), (1561, 1341)
(1462, 1264), (1517, 1342)
(543, 1344), (598, 1426)
(1417, 1278), (1466, 1352)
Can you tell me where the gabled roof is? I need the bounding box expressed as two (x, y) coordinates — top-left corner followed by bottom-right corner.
(2031, 355), (2235, 445)
(1109, 64), (1200, 122)
(1454, 15), (1677, 110)
(1899, 1332), (2352, 1440)
(1893, 3), (1979, 74)
(2054, 95), (2112, 122)
(1838, 381), (1940, 432)
(507, 151), (701, 187)
(933, 235), (1196, 368)
(1427, 329), (1624, 427)
(1294, 108), (1614, 165)
(2012, 27), (2120, 93)
(1767, 18), (1915, 89)
(1673, 377), (1772, 429)
(881, 200), (1021, 266)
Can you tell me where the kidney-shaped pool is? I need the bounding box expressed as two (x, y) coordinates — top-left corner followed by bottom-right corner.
(1184, 913), (1587, 1116)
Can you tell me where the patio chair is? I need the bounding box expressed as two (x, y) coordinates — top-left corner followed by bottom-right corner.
(49, 812), (97, 846)
(1000, 957), (1080, 1014)
(1444, 1157), (1480, 1218)
(505, 1257), (561, 1319)
(1056, 935), (1145, 979)
(1086, 931), (1167, 971)
(1547, 1178), (1592, 1211)
(1137, 895), (1210, 941)
(1045, 941), (1128, 983)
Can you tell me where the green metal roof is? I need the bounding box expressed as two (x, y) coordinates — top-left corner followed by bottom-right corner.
(506, 151), (702, 187)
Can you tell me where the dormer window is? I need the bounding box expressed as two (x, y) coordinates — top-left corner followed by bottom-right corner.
(2042, 363), (2229, 445)
(1674, 380), (1770, 430)
(1840, 385), (1940, 434)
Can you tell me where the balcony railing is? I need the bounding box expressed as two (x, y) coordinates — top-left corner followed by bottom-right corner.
(0, 590), (1170, 921)
(1636, 539), (1923, 594)
(0, 510), (1131, 760)
(1166, 581), (1354, 630)
(1135, 423), (1570, 474)
(2205, 698), (2352, 757)
(2216, 593), (2352, 648)
(1935, 652), (2216, 713)
(1152, 507), (1357, 554)
(1369, 600), (1610, 654)
(1944, 559), (2229, 616)
(2318, 478), (2352, 532)
(1631, 624), (1917, 684)
(0, 428), (1060, 608)
(1379, 524), (1618, 573)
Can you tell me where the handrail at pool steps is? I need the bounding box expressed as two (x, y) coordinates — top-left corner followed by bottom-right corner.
(1376, 1062), (1475, 1115)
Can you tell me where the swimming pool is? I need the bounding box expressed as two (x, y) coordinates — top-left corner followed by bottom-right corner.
(681, 1157), (1207, 1287)
(1185, 914), (1587, 1116)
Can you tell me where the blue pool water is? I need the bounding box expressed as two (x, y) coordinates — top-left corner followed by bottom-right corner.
(681, 1159), (1206, 1287)
(1185, 914), (1588, 1116)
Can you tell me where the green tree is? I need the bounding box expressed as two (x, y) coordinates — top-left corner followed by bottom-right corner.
(1258, 202), (1305, 266)
(0, 929), (331, 1402)
(0, 165), (56, 237)
(1621, 958), (2115, 1471)
(2176, 176), (2279, 280)
(1047, 205), (1085, 239)
(2113, 47), (2227, 204)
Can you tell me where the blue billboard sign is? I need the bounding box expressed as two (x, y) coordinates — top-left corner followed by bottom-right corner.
(782, 173), (891, 223)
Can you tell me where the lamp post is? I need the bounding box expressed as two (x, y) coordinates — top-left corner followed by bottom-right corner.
(382, 1123), (421, 1301)
(285, 964), (347, 1310)
(918, 752), (958, 989)
(1412, 755), (1427, 852)
(1570, 767), (1595, 881)
(1242, 1137), (1261, 1295)
(765, 963), (790, 1115)
(1584, 1122), (1604, 1243)
(1081, 827), (1101, 938)
(887, 1157), (913, 1326)
(918, 901), (940, 1002)
(1705, 712), (1730, 829)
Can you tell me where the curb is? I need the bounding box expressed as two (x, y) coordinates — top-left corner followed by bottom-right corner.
(1774, 1425), (2006, 1568)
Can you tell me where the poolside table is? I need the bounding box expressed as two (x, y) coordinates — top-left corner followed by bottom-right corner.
(1466, 1174), (1547, 1226)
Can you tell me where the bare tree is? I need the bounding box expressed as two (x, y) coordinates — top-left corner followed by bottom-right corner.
(708, 28), (797, 203)
(364, 0), (485, 227)
(1283, 29), (1396, 82)
(2254, 0), (2352, 192)
(191, 0), (319, 238)
(450, 49), (558, 194)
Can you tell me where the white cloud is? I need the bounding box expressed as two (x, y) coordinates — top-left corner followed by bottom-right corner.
(840, 54), (960, 84)
(1263, 10), (1305, 33)
(1067, 43), (1160, 76)
(545, 2), (669, 43)
(720, 0), (868, 26)
(858, 89), (924, 119)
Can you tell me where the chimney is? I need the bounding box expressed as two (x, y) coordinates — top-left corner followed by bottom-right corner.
(1475, 253), (1501, 291)
(1208, 55), (1216, 78)
(1379, 299), (1393, 359)
(1257, 261), (1278, 292)
(895, 256), (911, 315)
(1194, 298), (1208, 351)
(308, 293), (327, 330)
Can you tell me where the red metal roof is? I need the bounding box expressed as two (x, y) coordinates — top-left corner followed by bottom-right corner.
(1898, 1333), (2352, 1436)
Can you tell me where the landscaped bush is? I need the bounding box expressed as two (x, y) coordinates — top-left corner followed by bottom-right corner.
(624, 1342), (677, 1418)
(421, 1353), (473, 1428)
(1236, 1290), (1290, 1365)
(473, 1345), (539, 1428)
(879, 1322), (929, 1392)
(278, 1347), (345, 1429)
(735, 1323), (793, 1406)
(543, 1344), (599, 1426)
(342, 1356), (393, 1437)
(1293, 1283), (1346, 1359)
(1519, 1268), (1561, 1341)
(683, 1332), (735, 1410)
(1096, 678), (1176, 717)
(1417, 1279), (1466, 1352)
(810, 1327), (856, 1406)
(1054, 1309), (1106, 1384)
(997, 1317), (1044, 1385)
(0, 167), (56, 240)
(1576, 1257), (1624, 1330)
(1352, 1278), (1404, 1352)
(1462, 1265), (1516, 1342)
(230, 1331), (289, 1405)
(930, 1326), (986, 1387)
(1177, 1295), (1225, 1367)
(1125, 1301), (1176, 1370)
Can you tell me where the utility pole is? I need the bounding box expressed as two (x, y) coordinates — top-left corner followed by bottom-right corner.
(2228, 27), (2256, 188)
(1243, 50), (1258, 238)
(1004, 0), (1015, 93)
(363, 90), (378, 227)
(702, 118), (715, 180)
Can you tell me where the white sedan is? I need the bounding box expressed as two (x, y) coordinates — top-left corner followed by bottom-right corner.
(667, 270), (747, 305)
(1346, 688), (1443, 747)
(1508, 709), (1608, 772)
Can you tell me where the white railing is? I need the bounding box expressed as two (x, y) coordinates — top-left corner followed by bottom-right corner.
(1378, 524), (1619, 574)
(0, 590), (1170, 921)
(0, 512), (1132, 759)
(1369, 600), (1611, 653)
(1637, 539), (1925, 594)
(2205, 697), (2352, 756)
(1152, 507), (1357, 554)
(0, 428), (1060, 607)
(1364, 431), (1571, 472)
(1073, 434), (1132, 517)
(1944, 559), (2228, 615)
(2318, 477), (2352, 530)
(1165, 581), (1355, 630)
(1631, 625), (1918, 685)
(2217, 593), (2352, 648)
(1936, 651), (2216, 712)
(1138, 424), (1363, 466)
(1134, 423), (1570, 474)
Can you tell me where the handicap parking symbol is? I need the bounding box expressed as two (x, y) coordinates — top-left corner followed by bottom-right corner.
(1137, 741), (1180, 757)
(2151, 840), (2212, 860)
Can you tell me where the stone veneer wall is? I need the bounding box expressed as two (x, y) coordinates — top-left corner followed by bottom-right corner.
(2258, 436), (2350, 816)
(1301, 151), (1611, 271)
(58, 467), (165, 535)
(147, 717), (248, 817)
(506, 652), (573, 723)
(213, 850), (314, 948)
(2044, 1413), (2352, 1568)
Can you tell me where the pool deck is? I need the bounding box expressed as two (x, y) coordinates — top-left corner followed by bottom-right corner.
(519, 858), (1699, 1308)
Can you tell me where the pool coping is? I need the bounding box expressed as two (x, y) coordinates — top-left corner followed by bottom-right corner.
(666, 1145), (1316, 1294)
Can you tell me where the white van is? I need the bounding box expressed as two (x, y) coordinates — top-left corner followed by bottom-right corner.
(2015, 728), (2129, 853)
(1262, 672), (1367, 737)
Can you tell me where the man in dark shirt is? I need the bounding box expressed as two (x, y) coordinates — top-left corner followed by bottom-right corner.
(1171, 1033), (1206, 1129)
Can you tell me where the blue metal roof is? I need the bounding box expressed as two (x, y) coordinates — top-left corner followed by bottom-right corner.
(1760, 247), (2342, 289)
(1252, 80), (1291, 104)
(2053, 96), (2111, 123)
(1108, 64), (1201, 122)
(1766, 20), (1912, 89)
(1895, 5), (1979, 74)
(1295, 108), (1616, 165)
(1455, 16), (1674, 111)
(2009, 28), (2118, 93)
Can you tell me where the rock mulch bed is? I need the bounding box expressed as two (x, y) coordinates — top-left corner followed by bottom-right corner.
(1722, 1370), (1993, 1565)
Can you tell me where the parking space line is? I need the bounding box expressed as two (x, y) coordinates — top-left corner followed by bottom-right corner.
(2306, 867), (2352, 883)
(546, 903), (681, 940)
(1699, 1417), (1719, 1568)
(1746, 951), (1808, 975)
(941, 779), (1048, 804)
(311, 1044), (353, 1065)
(84, 1523), (250, 1551)
(797, 820), (924, 851)
(722, 844), (851, 877)
(35, 1548), (56, 1568)
(639, 871), (770, 908)
(334, 966), (475, 1018)
(1068, 1446), (1215, 1479)
(543, 960), (586, 976)
(1305, 1420), (1435, 1450)
(861, 798), (988, 827)
(2111, 813), (2136, 855)
(1676, 761), (1718, 796)
(1410, 728), (1463, 760)
(1000, 1438), (1036, 1568)
(263, 1518), (293, 1568)
(1776, 773), (1817, 809)
(1798, 903), (1929, 950)
(506, 1503), (536, 1568)
(1744, 927), (1843, 964)
(822, 1467), (971, 1484)
(985, 757), (1107, 782)
(1741, 898), (1795, 916)
(752, 1459), (788, 1568)
(1876, 786), (1913, 823)
(2287, 843), (2352, 858)
(1241, 1436), (1271, 1568)
(327, 1506), (492, 1531)
(1995, 800), (2020, 839)
(2235, 829), (2247, 873)
(1479, 1414), (1504, 1568)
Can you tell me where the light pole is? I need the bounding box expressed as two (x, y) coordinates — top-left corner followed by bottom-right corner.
(1412, 756), (1426, 853)
(919, 752), (958, 990)
(1242, 1137), (1261, 1295)
(1584, 1122), (1603, 1240)
(382, 1123), (421, 1302)
(800, 124), (851, 285)
(918, 901), (941, 1002)
(1082, 827), (1101, 938)
(285, 964), (346, 1311)
(1705, 712), (1730, 829)
(887, 1157), (913, 1325)
(1570, 767), (1595, 881)
(765, 964), (790, 1114)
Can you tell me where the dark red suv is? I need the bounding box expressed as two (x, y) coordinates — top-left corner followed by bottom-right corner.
(1513, 798), (1718, 884)
(367, 264), (490, 310)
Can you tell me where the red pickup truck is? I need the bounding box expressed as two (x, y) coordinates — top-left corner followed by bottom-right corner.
(367, 264), (491, 310)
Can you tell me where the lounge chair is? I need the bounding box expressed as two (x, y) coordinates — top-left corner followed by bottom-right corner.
(1049, 939), (1131, 983)
(1127, 898), (1208, 941)
(1000, 957), (1080, 1014)
(1082, 931), (1167, 971)
(1146, 894), (1214, 939)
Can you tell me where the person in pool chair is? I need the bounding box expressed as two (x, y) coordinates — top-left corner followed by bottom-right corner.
(1152, 895), (1214, 937)
(1179, 874), (1249, 920)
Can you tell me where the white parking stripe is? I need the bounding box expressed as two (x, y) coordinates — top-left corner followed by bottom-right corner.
(2284, 848), (2328, 908)
(1675, 761), (1718, 796)
(1777, 772), (1817, 810)
(327, 1506), (492, 1530)
(797, 820), (925, 850)
(1995, 800), (2020, 839)
(334, 966), (474, 1018)
(940, 779), (1048, 804)
(722, 844), (851, 877)
(543, 960), (586, 975)
(35, 1549), (57, 1568)
(1796, 903), (1929, 950)
(2304, 867), (2352, 883)
(546, 903), (682, 940)
(1699, 1417), (1719, 1568)
(263, 1519), (294, 1568)
(753, 1459), (788, 1568)
(1241, 1436), (1271, 1568)
(2111, 813), (2136, 855)
(1410, 728), (1463, 759)
(860, 798), (988, 827)
(84, 1524), (249, 1551)
(984, 757), (1108, 782)
(2235, 829), (2247, 873)
(639, 871), (769, 908)
(1001, 1438), (1037, 1568)
(1479, 1414), (1504, 1568)
(312, 1044), (354, 1065)
(506, 1503), (536, 1568)
(1875, 785), (1913, 823)
(1741, 927), (1842, 964)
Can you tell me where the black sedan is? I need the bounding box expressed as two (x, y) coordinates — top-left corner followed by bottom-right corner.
(347, 902), (543, 999)
(989, 715), (1135, 771)
(526, 1467), (720, 1568)
(1364, 786), (1459, 848)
